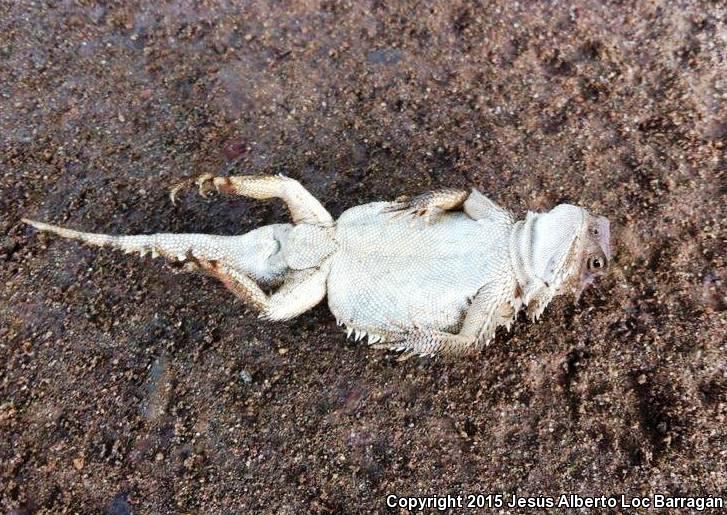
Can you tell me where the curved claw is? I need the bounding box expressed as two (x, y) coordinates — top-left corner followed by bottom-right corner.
(169, 177), (193, 205)
(169, 173), (218, 205)
(194, 173), (217, 197)
(382, 189), (469, 225)
(382, 198), (443, 226)
(383, 203), (426, 223)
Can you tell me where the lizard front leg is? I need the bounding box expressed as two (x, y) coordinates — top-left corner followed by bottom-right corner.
(382, 188), (469, 224)
(171, 173), (333, 226)
(382, 187), (514, 225)
(376, 282), (517, 359)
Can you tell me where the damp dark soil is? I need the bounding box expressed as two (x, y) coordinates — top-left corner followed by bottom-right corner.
(1, 1), (725, 513)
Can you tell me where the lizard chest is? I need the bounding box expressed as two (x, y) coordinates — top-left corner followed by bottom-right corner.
(326, 203), (512, 332)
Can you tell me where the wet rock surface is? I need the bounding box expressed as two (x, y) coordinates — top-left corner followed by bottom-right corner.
(1, 1), (724, 512)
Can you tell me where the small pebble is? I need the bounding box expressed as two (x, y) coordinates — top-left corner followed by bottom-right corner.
(239, 370), (253, 384)
(223, 138), (247, 160)
(1, 237), (16, 255)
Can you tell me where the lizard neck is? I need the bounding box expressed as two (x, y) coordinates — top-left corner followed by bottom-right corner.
(509, 213), (549, 310)
(509, 205), (586, 319)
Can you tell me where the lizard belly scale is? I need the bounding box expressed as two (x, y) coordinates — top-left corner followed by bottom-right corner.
(328, 202), (511, 338)
(283, 224), (337, 270)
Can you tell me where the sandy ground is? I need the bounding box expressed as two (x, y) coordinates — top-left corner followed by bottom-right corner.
(1, 1), (725, 513)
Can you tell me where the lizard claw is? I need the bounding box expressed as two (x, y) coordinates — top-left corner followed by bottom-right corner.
(382, 198), (442, 225)
(382, 189), (468, 225)
(169, 173), (218, 205)
(383, 327), (476, 357)
(194, 173), (217, 198)
(169, 177), (193, 205)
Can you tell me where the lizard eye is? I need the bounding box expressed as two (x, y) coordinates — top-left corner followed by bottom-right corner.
(588, 256), (605, 270)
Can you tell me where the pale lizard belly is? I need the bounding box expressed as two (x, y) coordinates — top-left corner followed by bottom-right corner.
(327, 202), (511, 339)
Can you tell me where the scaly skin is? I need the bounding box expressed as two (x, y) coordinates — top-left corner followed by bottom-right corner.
(24, 174), (611, 359)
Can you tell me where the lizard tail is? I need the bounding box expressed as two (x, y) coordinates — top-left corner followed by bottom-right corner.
(23, 218), (201, 261)
(22, 218), (293, 287)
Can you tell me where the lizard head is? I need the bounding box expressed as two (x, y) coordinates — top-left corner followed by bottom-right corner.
(571, 211), (611, 299)
(510, 204), (611, 319)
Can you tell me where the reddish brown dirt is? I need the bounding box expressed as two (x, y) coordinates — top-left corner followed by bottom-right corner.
(1, 1), (725, 513)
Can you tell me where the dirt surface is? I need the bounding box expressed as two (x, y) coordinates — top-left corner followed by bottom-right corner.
(1, 1), (725, 513)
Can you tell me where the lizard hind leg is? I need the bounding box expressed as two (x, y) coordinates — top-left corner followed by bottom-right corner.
(190, 261), (328, 321)
(171, 173), (333, 226)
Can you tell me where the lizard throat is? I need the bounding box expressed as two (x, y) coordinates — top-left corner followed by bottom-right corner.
(508, 210), (584, 309)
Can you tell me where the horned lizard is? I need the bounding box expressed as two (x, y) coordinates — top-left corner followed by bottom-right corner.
(24, 174), (611, 358)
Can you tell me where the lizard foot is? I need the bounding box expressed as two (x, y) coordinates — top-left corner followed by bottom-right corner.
(374, 328), (478, 360)
(382, 199), (444, 225)
(169, 173), (218, 205)
(382, 189), (468, 225)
